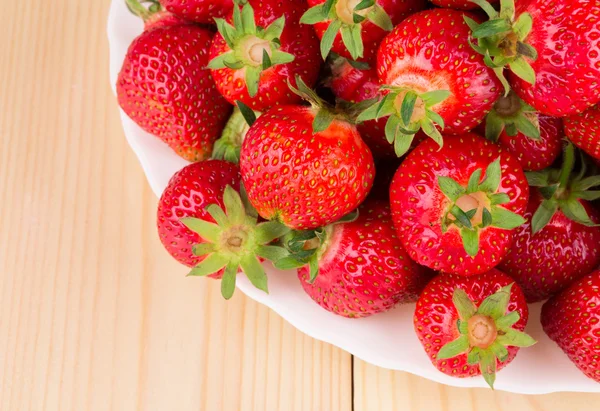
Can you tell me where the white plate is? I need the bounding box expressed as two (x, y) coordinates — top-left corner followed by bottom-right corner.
(107, 0), (600, 394)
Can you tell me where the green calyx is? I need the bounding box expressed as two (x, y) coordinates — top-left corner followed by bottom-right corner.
(288, 75), (351, 134)
(212, 103), (261, 164)
(300, 0), (393, 60)
(484, 90), (540, 142)
(181, 185), (291, 299)
(125, 0), (162, 21)
(437, 284), (536, 389)
(274, 211), (359, 282)
(526, 143), (600, 234)
(356, 87), (450, 157)
(466, 0), (538, 94)
(437, 157), (526, 257)
(207, 0), (295, 97)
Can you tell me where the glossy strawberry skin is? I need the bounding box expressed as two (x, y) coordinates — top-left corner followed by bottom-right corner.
(329, 60), (392, 157)
(509, 0), (600, 116)
(390, 133), (529, 276)
(499, 189), (600, 302)
(496, 115), (563, 171)
(429, 0), (495, 9)
(299, 200), (434, 318)
(117, 24), (232, 162)
(209, 0), (321, 111)
(240, 105), (375, 230)
(159, 0), (233, 24)
(414, 270), (529, 378)
(144, 11), (189, 30)
(157, 160), (241, 273)
(377, 9), (502, 135)
(542, 270), (600, 383)
(308, 0), (427, 63)
(564, 105), (600, 161)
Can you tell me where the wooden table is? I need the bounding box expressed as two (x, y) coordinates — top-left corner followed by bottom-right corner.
(1, 1), (598, 409)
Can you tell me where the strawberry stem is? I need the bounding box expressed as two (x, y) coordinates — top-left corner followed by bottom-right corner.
(300, 0), (392, 60)
(125, 0), (161, 21)
(182, 186), (291, 299)
(437, 284), (536, 389)
(356, 86), (450, 157)
(208, 2), (294, 97)
(466, 0), (538, 93)
(438, 158), (526, 256)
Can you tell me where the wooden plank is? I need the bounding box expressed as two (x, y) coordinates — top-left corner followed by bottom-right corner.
(354, 359), (600, 411)
(0, 1), (352, 410)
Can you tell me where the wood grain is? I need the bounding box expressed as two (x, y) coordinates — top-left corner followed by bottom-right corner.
(1, 0), (599, 410)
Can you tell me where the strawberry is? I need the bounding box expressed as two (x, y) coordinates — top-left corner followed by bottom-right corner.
(301, 0), (427, 62)
(157, 160), (241, 269)
(499, 144), (600, 302)
(564, 105), (600, 161)
(239, 79), (375, 230)
(157, 160), (292, 299)
(541, 270), (600, 383)
(207, 0), (321, 111)
(117, 3), (232, 161)
(287, 200), (433, 318)
(481, 91), (562, 171)
(328, 56), (391, 157)
(428, 0), (496, 10)
(467, 0), (600, 116)
(159, 0), (233, 24)
(390, 133), (529, 275)
(414, 270), (535, 388)
(358, 9), (502, 157)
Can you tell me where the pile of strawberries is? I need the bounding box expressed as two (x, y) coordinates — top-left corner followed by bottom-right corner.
(117, 0), (600, 388)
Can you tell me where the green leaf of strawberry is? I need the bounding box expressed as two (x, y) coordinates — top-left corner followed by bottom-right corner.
(208, 1), (295, 97)
(437, 157), (526, 256)
(182, 186), (291, 299)
(525, 142), (600, 233)
(301, 0), (393, 60)
(467, 0), (538, 93)
(357, 87), (450, 157)
(437, 283), (536, 389)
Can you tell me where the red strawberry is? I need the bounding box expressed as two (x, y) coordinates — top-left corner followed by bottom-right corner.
(208, 0), (321, 111)
(117, 14), (232, 161)
(429, 0), (496, 10)
(500, 190), (600, 302)
(542, 270), (600, 383)
(390, 133), (529, 276)
(240, 80), (375, 230)
(329, 56), (391, 157)
(467, 0), (600, 116)
(358, 9), (502, 157)
(301, 0), (427, 62)
(157, 160), (241, 269)
(159, 0), (233, 24)
(499, 144), (600, 302)
(481, 91), (562, 171)
(414, 270), (535, 388)
(564, 105), (600, 161)
(294, 200), (433, 318)
(496, 116), (562, 172)
(157, 160), (292, 299)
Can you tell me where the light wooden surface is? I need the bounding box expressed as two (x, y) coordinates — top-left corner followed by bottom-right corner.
(0, 0), (598, 410)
